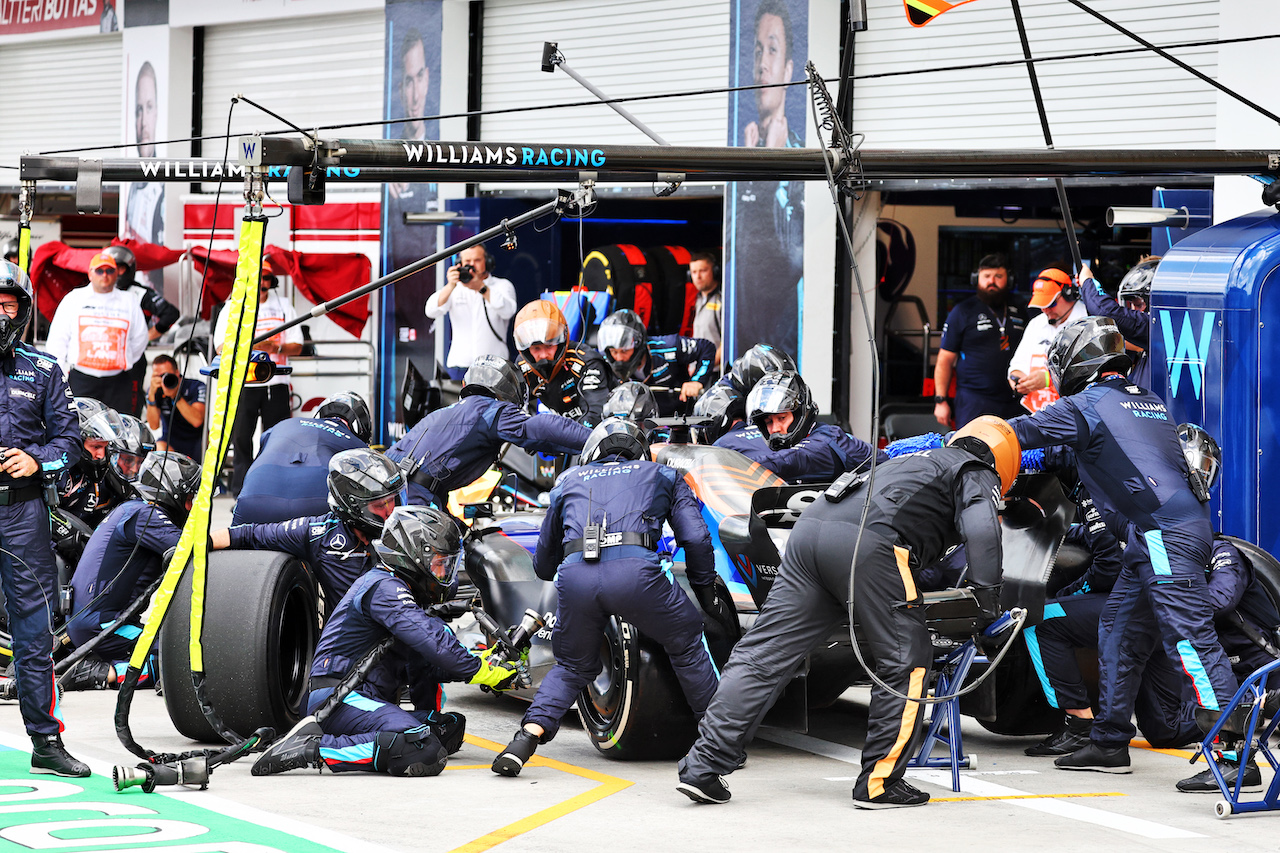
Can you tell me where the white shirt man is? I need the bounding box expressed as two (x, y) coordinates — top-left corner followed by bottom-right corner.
(1008, 268), (1088, 412)
(46, 252), (149, 414)
(424, 245), (517, 379)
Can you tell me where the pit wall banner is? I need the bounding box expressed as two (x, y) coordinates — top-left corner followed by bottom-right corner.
(0, 0), (116, 35)
(120, 24), (168, 291)
(379, 0), (444, 442)
(725, 0), (810, 368)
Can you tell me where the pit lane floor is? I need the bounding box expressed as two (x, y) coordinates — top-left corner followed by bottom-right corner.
(3, 500), (1276, 852)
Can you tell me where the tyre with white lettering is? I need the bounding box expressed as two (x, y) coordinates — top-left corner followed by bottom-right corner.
(160, 550), (319, 741)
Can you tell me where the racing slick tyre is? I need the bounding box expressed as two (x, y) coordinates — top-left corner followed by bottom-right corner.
(577, 576), (739, 761)
(160, 550), (319, 742)
(975, 640), (1062, 736)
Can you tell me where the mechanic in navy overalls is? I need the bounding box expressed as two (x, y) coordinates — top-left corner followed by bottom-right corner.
(1009, 316), (1236, 775)
(213, 447), (405, 617)
(598, 309), (715, 417)
(677, 416), (1018, 809)
(60, 401), (149, 528)
(250, 506), (521, 777)
(1079, 259), (1157, 389)
(64, 452), (200, 690)
(386, 355), (590, 507)
(0, 261), (88, 777)
(714, 371), (884, 484)
(512, 300), (614, 426)
(232, 391), (371, 524)
(491, 417), (725, 777)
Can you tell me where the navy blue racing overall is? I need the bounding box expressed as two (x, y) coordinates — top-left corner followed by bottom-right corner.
(713, 422), (884, 484)
(631, 334), (715, 416)
(233, 417), (366, 524)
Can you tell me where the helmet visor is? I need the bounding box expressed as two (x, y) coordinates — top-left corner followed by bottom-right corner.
(747, 383), (797, 417)
(597, 324), (644, 353)
(428, 551), (461, 585)
(110, 450), (147, 483)
(513, 316), (566, 351)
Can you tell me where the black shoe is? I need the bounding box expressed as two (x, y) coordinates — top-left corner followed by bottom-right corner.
(676, 773), (731, 804)
(491, 730), (539, 777)
(251, 716), (322, 776)
(427, 712), (466, 756)
(1176, 758), (1263, 794)
(853, 779), (930, 810)
(58, 660), (113, 692)
(31, 735), (91, 778)
(1025, 715), (1093, 757)
(1055, 742), (1131, 774)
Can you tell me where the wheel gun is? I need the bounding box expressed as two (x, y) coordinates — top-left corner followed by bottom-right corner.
(471, 607), (550, 692)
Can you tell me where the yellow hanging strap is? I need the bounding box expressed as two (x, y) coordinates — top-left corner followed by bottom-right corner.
(127, 219), (265, 671)
(17, 225), (30, 272)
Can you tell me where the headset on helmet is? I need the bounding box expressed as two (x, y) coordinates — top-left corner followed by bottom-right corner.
(373, 505), (463, 605)
(1117, 257), (1160, 310)
(0, 260), (34, 355)
(693, 383), (745, 444)
(109, 414), (156, 487)
(76, 401), (124, 478)
(317, 391), (372, 443)
(728, 344), (797, 399)
(747, 370), (817, 451)
(512, 300), (570, 382)
(1178, 423), (1221, 502)
(581, 416), (650, 464)
(327, 448), (406, 539)
(601, 381), (658, 425)
(134, 451), (202, 521)
(1047, 317), (1130, 397)
(101, 245), (138, 288)
(598, 309), (649, 381)
(947, 415), (1021, 496)
(461, 355), (527, 408)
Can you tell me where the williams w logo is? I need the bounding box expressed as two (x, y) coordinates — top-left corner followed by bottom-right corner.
(1158, 310), (1215, 400)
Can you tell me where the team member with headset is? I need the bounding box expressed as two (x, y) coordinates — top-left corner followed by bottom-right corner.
(386, 355), (589, 508)
(0, 260), (87, 777)
(677, 416), (1019, 809)
(511, 301), (614, 426)
(250, 506), (522, 777)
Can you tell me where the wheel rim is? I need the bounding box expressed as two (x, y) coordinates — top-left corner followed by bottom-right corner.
(271, 575), (316, 715)
(582, 619), (627, 726)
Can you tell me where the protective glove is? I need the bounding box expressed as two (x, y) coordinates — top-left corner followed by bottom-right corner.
(469, 648), (520, 691)
(968, 583), (1003, 625)
(693, 584), (735, 634)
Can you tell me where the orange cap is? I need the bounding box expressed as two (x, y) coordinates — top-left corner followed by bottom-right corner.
(1028, 268), (1072, 309)
(261, 259), (275, 275)
(89, 253), (118, 271)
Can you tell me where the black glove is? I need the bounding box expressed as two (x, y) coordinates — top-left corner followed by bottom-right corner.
(969, 583), (1003, 625)
(693, 584), (735, 633)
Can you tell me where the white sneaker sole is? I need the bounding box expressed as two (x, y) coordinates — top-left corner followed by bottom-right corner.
(676, 780), (730, 804)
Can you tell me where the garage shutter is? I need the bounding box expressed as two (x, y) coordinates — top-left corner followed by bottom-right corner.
(850, 0), (1218, 148)
(0, 35), (123, 180)
(201, 10), (385, 163)
(481, 0), (730, 148)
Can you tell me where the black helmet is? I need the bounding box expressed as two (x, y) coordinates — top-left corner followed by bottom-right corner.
(108, 414), (156, 487)
(76, 400), (124, 478)
(0, 260), (34, 355)
(373, 505), (463, 605)
(134, 451), (202, 521)
(1178, 423), (1221, 502)
(728, 344), (797, 398)
(602, 381), (657, 424)
(1, 238), (17, 263)
(327, 448), (406, 539)
(1046, 317), (1130, 397)
(101, 245), (138, 288)
(748, 370), (817, 450)
(1117, 257), (1160, 309)
(461, 354), (526, 408)
(693, 383), (745, 444)
(580, 416), (649, 464)
(598, 310), (648, 381)
(317, 391), (372, 443)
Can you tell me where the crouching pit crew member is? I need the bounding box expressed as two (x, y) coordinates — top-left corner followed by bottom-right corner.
(597, 308), (715, 415)
(63, 452), (200, 690)
(251, 506), (522, 777)
(512, 300), (614, 426)
(491, 417), (726, 777)
(677, 416), (1019, 809)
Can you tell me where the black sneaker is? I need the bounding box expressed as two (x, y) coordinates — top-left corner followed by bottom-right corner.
(491, 729), (539, 777)
(676, 773), (732, 804)
(251, 716), (323, 776)
(1055, 742), (1131, 774)
(31, 735), (91, 778)
(427, 712), (466, 756)
(1025, 715), (1093, 757)
(1176, 758), (1263, 794)
(853, 779), (930, 810)
(59, 660), (113, 692)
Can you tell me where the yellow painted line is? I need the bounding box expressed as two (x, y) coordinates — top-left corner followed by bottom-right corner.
(932, 792), (1126, 803)
(449, 733), (633, 853)
(1131, 738), (1275, 770)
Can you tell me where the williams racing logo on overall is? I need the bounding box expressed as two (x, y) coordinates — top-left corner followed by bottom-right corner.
(1158, 309), (1215, 400)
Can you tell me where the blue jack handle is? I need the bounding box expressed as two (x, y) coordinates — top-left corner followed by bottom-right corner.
(983, 607), (1026, 638)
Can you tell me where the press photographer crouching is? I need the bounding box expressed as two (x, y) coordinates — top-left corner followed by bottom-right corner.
(145, 354), (206, 460)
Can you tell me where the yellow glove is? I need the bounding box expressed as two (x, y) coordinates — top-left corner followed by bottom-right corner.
(469, 648), (520, 691)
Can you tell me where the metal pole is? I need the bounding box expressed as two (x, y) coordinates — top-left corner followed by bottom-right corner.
(1010, 0), (1082, 273)
(545, 45), (671, 146)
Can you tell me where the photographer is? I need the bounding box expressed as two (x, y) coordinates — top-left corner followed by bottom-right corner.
(424, 246), (517, 380)
(145, 354), (205, 460)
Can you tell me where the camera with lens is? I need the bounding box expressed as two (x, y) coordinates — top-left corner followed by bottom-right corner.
(458, 264), (475, 284)
(162, 372), (181, 392)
